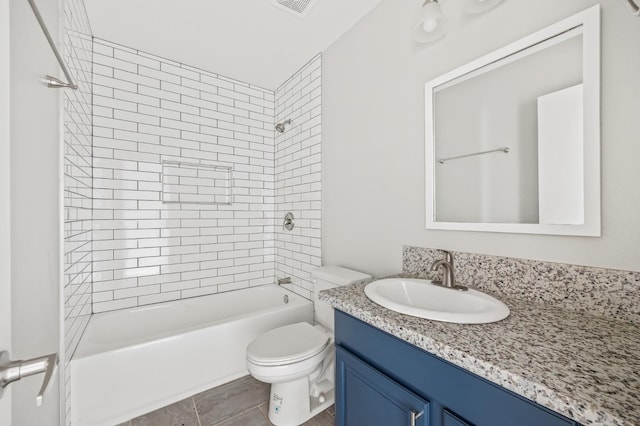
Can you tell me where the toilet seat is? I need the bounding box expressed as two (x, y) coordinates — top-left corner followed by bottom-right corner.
(247, 322), (330, 366)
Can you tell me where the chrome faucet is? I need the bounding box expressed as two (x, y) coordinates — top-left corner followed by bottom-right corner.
(430, 251), (468, 291)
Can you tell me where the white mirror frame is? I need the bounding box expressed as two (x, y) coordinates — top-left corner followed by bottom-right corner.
(425, 5), (601, 236)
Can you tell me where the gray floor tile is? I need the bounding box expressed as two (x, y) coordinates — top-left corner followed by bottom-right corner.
(302, 410), (335, 426)
(194, 376), (270, 425)
(259, 403), (334, 426)
(257, 403), (270, 421)
(130, 397), (199, 426)
(326, 404), (335, 417)
(216, 407), (270, 426)
(124, 376), (333, 426)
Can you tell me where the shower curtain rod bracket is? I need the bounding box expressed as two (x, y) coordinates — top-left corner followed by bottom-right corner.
(45, 75), (77, 90)
(27, 0), (78, 90)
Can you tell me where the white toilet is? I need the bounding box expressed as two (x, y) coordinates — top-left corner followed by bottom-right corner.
(246, 266), (371, 426)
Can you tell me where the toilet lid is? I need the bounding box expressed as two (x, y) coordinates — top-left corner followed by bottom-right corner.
(247, 322), (330, 366)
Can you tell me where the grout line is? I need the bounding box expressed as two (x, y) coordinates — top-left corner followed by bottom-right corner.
(192, 397), (202, 426)
(257, 403), (273, 425)
(213, 410), (245, 425)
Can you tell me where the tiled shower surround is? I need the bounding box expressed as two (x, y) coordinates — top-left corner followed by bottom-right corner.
(63, 0), (93, 420)
(91, 38), (322, 312)
(274, 55), (323, 299)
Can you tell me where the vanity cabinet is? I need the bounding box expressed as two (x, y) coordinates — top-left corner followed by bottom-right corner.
(335, 311), (580, 426)
(337, 346), (430, 426)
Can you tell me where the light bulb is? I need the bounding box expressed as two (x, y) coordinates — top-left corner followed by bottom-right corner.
(422, 18), (439, 33)
(414, 0), (447, 43)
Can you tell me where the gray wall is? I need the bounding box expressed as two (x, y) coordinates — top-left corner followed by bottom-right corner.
(322, 0), (640, 276)
(0, 0), (11, 422)
(10, 0), (61, 423)
(433, 35), (582, 224)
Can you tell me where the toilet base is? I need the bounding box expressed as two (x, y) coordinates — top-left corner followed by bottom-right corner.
(267, 377), (335, 426)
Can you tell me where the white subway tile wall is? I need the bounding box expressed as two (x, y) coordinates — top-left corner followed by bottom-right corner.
(161, 161), (233, 205)
(91, 38), (284, 312)
(274, 54), (323, 299)
(63, 0), (93, 421)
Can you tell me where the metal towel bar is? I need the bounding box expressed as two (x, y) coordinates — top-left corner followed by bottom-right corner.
(437, 147), (509, 164)
(27, 0), (78, 90)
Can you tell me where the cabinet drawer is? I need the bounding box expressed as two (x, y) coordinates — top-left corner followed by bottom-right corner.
(337, 346), (429, 426)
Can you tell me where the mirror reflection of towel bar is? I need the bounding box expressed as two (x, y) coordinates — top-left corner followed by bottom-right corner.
(437, 147), (509, 164)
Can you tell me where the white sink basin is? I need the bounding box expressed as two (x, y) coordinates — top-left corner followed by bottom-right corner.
(364, 278), (510, 324)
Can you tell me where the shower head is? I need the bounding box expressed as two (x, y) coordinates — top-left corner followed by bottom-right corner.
(275, 119), (292, 133)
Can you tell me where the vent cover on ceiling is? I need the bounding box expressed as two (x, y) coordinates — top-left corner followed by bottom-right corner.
(272, 0), (319, 17)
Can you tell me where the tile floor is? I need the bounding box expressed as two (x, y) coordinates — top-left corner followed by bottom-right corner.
(119, 375), (335, 426)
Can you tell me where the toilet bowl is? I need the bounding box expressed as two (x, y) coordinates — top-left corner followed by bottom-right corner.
(246, 266), (371, 426)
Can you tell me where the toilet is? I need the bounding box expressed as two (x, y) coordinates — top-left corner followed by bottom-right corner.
(246, 266), (371, 426)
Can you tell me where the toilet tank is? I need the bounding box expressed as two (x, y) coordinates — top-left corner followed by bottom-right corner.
(312, 266), (371, 331)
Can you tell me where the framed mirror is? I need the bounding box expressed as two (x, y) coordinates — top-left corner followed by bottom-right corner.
(425, 6), (600, 236)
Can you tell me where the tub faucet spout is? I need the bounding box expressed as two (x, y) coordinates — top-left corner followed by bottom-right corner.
(277, 277), (292, 286)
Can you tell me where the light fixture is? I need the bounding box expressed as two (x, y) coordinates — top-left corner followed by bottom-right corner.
(414, 0), (506, 44)
(460, 0), (503, 15)
(414, 0), (448, 43)
(623, 0), (640, 16)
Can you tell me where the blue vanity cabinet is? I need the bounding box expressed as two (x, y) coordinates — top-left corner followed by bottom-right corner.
(334, 310), (581, 426)
(336, 346), (430, 426)
(442, 410), (471, 426)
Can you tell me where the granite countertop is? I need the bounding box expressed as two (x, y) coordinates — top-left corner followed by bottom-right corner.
(319, 278), (640, 426)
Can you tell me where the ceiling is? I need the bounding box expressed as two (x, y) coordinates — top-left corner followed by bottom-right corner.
(83, 0), (382, 90)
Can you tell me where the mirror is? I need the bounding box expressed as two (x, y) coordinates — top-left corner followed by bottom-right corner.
(425, 6), (600, 236)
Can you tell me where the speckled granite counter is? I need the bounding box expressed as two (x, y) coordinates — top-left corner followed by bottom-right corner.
(320, 279), (640, 426)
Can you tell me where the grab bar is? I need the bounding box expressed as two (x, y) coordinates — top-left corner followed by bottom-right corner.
(437, 147), (509, 164)
(27, 0), (78, 90)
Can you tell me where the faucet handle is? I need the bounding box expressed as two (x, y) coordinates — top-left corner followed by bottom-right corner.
(440, 250), (453, 264)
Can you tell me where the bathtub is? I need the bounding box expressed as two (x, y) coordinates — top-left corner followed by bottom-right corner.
(70, 285), (313, 426)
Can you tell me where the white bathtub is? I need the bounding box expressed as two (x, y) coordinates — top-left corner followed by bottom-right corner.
(70, 285), (313, 426)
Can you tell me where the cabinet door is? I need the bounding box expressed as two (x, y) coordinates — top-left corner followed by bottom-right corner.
(336, 346), (429, 426)
(443, 410), (472, 426)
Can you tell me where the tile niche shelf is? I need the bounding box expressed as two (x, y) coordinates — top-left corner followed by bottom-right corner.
(161, 160), (233, 205)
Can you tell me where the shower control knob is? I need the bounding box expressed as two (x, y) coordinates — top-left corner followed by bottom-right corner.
(283, 212), (295, 231)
